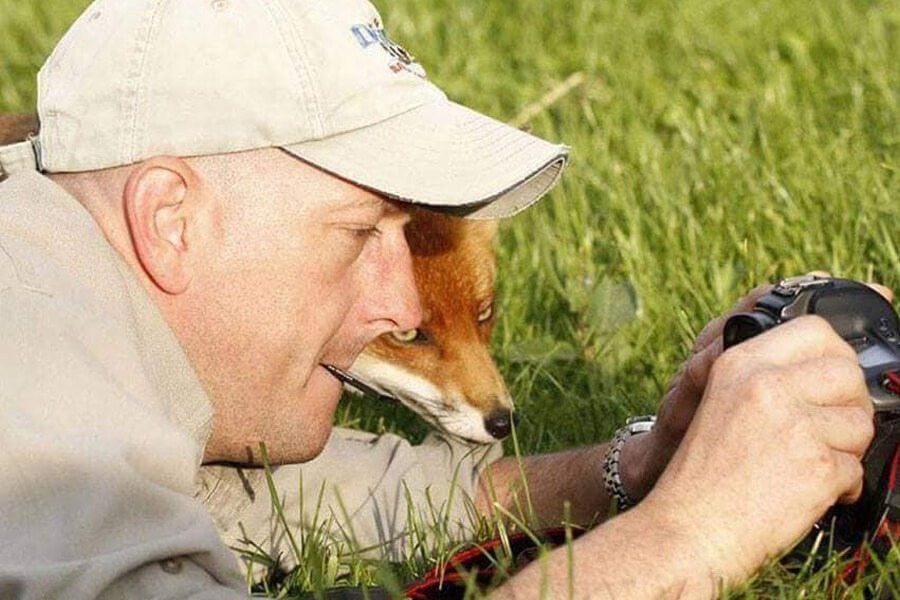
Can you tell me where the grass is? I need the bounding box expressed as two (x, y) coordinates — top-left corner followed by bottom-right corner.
(1, 0), (898, 597)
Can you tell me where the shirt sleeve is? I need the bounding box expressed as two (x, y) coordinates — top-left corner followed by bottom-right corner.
(200, 426), (503, 569)
(0, 283), (248, 600)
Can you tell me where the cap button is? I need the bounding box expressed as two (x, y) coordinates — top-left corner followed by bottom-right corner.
(159, 557), (184, 575)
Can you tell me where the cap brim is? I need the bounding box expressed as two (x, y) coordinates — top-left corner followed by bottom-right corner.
(281, 100), (568, 219)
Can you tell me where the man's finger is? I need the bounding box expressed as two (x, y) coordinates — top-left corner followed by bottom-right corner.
(655, 340), (723, 442)
(808, 406), (876, 457)
(833, 451), (866, 505)
(692, 284), (773, 352)
(776, 355), (870, 410)
(686, 338), (722, 391)
(692, 272), (836, 354)
(726, 315), (858, 367)
(865, 282), (894, 303)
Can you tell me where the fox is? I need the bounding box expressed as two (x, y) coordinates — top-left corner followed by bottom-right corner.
(0, 113), (514, 444)
(346, 208), (514, 444)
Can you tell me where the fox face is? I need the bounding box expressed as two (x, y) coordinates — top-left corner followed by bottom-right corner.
(350, 208), (513, 444)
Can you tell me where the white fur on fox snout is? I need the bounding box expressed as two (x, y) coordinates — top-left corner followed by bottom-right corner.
(349, 353), (500, 445)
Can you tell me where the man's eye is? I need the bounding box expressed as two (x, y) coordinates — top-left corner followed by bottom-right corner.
(352, 226), (380, 239)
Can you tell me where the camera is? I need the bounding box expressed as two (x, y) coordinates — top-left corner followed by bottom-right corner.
(723, 275), (900, 555)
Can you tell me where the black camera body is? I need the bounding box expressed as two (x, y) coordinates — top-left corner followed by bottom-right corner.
(723, 275), (900, 552)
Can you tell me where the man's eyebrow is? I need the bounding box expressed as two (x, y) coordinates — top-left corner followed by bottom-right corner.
(332, 194), (386, 211)
(383, 200), (410, 215)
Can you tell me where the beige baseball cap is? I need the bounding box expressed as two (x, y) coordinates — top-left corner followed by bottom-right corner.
(17, 0), (568, 218)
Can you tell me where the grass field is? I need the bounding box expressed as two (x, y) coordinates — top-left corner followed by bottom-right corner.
(1, 0), (898, 597)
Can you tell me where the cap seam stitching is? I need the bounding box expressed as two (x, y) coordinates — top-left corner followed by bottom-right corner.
(285, 96), (450, 145)
(120, 0), (169, 165)
(36, 0), (99, 169)
(287, 145), (568, 210)
(261, 0), (325, 138)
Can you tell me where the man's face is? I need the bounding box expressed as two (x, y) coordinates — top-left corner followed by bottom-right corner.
(169, 149), (421, 464)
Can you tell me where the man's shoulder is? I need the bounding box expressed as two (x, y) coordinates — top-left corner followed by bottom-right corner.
(0, 171), (149, 400)
(0, 238), (16, 291)
(0, 173), (33, 291)
(0, 171), (130, 303)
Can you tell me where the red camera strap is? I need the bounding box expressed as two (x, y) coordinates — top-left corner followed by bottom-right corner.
(884, 370), (900, 396)
(840, 443), (900, 584)
(405, 527), (584, 599)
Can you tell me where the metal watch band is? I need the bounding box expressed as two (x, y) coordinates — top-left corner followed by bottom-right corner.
(602, 415), (656, 511)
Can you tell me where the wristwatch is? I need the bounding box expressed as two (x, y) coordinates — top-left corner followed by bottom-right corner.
(602, 415), (656, 511)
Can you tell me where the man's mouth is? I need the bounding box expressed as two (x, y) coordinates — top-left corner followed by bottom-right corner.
(319, 363), (397, 402)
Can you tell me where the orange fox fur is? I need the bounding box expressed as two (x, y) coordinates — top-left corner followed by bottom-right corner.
(0, 113), (512, 443)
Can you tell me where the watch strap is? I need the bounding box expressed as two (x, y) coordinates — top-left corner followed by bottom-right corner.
(602, 415), (656, 511)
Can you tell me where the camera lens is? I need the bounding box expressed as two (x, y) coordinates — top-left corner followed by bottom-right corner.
(723, 312), (778, 349)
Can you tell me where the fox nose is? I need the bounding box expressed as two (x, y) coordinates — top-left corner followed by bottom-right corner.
(484, 409), (516, 440)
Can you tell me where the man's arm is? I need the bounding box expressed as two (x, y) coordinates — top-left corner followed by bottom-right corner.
(475, 445), (612, 528)
(491, 498), (720, 599)
(205, 426), (503, 565)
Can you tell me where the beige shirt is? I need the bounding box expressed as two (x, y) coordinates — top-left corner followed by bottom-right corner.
(200, 427), (500, 571)
(0, 170), (500, 599)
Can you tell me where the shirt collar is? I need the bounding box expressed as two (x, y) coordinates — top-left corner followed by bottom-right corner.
(7, 170), (214, 455)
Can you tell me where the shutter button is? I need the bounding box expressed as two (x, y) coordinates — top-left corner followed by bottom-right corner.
(159, 558), (184, 575)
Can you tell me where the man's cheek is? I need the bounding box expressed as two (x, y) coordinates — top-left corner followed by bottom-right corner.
(318, 230), (370, 282)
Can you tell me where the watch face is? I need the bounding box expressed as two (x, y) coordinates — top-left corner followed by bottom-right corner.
(625, 416), (656, 434)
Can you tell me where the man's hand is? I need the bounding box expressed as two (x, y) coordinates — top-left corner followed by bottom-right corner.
(621, 283), (774, 500)
(493, 316), (877, 598)
(622, 277), (894, 502)
(491, 279), (893, 597)
(640, 315), (875, 581)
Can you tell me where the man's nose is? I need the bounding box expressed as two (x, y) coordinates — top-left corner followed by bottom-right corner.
(369, 234), (422, 332)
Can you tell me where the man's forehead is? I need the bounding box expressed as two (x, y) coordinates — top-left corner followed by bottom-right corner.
(233, 148), (411, 218)
(331, 192), (385, 211)
(329, 188), (410, 218)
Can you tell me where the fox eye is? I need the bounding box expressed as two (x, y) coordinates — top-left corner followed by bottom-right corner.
(391, 328), (425, 343)
(476, 303), (494, 323)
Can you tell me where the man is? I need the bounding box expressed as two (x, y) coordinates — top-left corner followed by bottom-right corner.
(0, 1), (880, 598)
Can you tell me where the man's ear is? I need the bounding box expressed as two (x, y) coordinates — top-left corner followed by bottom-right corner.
(123, 156), (204, 294)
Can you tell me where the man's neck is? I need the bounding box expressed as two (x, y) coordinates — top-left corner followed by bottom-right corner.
(49, 170), (136, 265)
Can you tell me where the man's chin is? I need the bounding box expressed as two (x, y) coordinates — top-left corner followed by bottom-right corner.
(276, 365), (344, 462)
(308, 363), (344, 411)
(202, 365), (345, 465)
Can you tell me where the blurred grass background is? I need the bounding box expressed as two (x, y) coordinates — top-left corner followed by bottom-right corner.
(1, 0), (898, 597)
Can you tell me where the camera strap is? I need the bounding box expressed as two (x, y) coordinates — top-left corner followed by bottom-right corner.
(405, 526), (585, 599)
(290, 527), (584, 599)
(840, 442), (900, 584)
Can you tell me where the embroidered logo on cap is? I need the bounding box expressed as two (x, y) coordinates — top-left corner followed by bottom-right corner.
(350, 18), (426, 79)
